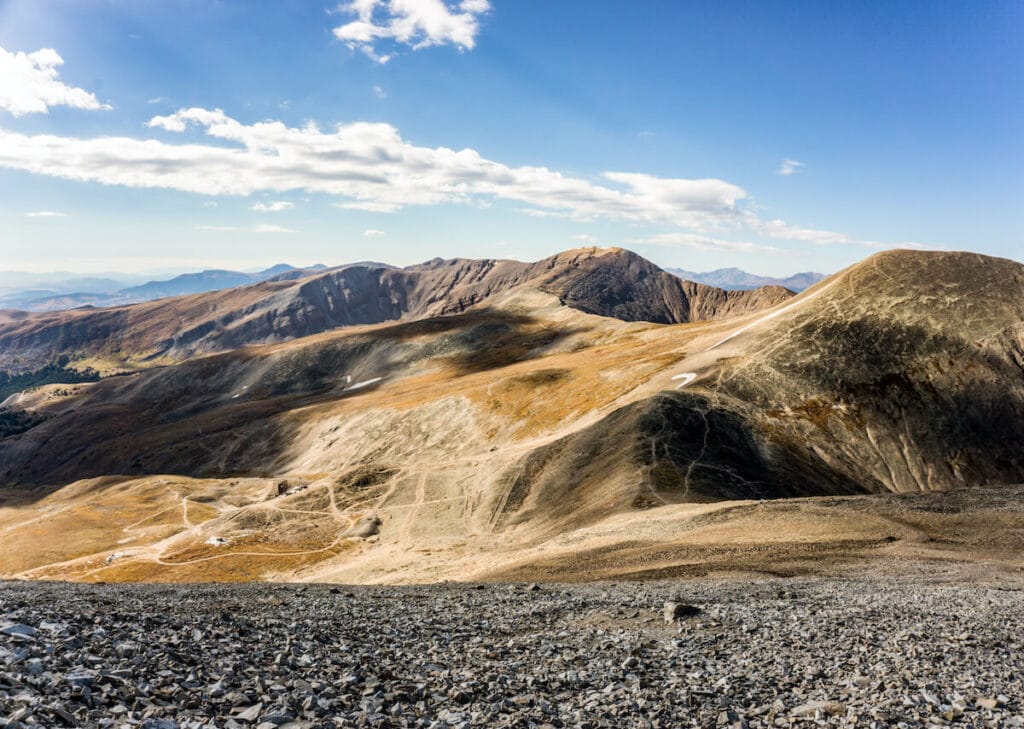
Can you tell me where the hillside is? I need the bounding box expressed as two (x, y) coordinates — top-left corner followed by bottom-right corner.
(0, 249), (1022, 583)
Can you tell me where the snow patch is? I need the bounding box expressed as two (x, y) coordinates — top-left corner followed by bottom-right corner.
(672, 372), (697, 389)
(346, 377), (382, 391)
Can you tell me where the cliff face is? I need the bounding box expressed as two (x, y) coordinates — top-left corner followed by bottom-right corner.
(527, 248), (793, 324)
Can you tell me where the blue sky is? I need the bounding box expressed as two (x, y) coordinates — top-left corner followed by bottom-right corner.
(0, 0), (1020, 276)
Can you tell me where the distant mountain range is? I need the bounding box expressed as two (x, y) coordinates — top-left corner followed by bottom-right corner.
(666, 267), (825, 291)
(0, 264), (330, 311)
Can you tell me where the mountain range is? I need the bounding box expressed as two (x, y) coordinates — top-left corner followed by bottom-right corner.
(0, 246), (1021, 583)
(0, 263), (330, 311)
(666, 267), (825, 291)
(0, 262), (822, 311)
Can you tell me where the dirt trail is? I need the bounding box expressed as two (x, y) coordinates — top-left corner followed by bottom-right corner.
(703, 274), (843, 352)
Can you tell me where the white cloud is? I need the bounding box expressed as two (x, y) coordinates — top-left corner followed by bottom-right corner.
(251, 201), (294, 213)
(758, 219), (935, 250)
(777, 158), (804, 176)
(252, 224), (295, 234)
(363, 228), (385, 236)
(195, 224), (296, 234)
(3, 107), (753, 231)
(0, 46), (111, 116)
(760, 219), (849, 245)
(147, 97), (165, 105)
(25, 210), (67, 218)
(0, 103), (919, 252)
(573, 234), (599, 244)
(628, 232), (781, 254)
(373, 85), (387, 99)
(203, 200), (218, 208)
(334, 0), (490, 63)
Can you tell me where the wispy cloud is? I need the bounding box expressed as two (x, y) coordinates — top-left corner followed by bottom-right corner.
(0, 36), (944, 269)
(333, 0), (491, 64)
(628, 232), (780, 253)
(195, 224), (296, 234)
(760, 219), (847, 245)
(777, 158), (804, 176)
(0, 45), (111, 116)
(252, 224), (295, 234)
(251, 201), (294, 213)
(0, 107), (750, 231)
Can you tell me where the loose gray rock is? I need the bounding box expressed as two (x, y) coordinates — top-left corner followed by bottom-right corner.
(0, 573), (1020, 727)
(663, 601), (701, 622)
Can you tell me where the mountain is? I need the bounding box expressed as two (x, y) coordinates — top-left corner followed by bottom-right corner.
(1, 263), (329, 312)
(0, 248), (1022, 583)
(119, 268), (278, 300)
(668, 266), (825, 291)
(0, 271), (147, 292)
(0, 276), (139, 310)
(0, 248), (792, 374)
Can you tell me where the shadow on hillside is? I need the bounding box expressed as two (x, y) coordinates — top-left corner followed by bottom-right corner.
(0, 307), (591, 497)
(442, 321), (589, 376)
(361, 308), (538, 341)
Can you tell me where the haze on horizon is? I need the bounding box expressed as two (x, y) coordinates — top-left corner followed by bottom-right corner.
(0, 0), (1020, 277)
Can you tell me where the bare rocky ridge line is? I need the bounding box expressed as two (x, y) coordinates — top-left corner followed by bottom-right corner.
(0, 247), (792, 375)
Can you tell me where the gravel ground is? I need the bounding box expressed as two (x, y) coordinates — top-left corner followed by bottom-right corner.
(1, 574), (1022, 728)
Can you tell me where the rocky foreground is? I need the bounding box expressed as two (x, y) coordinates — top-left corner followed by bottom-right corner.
(1, 573), (1022, 728)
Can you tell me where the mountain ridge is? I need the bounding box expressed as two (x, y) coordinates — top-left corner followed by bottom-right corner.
(667, 266), (825, 291)
(0, 247), (793, 374)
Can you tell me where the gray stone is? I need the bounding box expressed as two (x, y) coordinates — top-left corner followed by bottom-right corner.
(663, 601), (701, 622)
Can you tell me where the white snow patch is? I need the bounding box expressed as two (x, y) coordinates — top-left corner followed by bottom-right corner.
(672, 372), (697, 389)
(346, 377), (382, 391)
